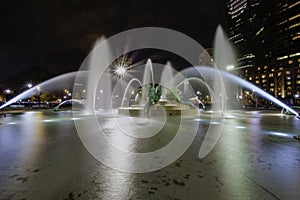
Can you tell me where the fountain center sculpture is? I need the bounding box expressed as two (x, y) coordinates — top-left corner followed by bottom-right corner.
(117, 59), (199, 117)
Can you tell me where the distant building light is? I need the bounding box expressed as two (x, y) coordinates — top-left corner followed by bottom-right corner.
(277, 55), (288, 60)
(289, 14), (300, 21)
(226, 65), (235, 70)
(27, 83), (33, 88)
(289, 23), (300, 29)
(293, 35), (300, 41)
(255, 27), (264, 36)
(5, 89), (11, 94)
(295, 94), (300, 98)
(290, 52), (300, 57)
(277, 20), (287, 26)
(289, 1), (300, 9)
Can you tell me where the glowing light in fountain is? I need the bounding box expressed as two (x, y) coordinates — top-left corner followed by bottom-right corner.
(113, 56), (131, 79)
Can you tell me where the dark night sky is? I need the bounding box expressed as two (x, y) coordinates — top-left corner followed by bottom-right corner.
(0, 0), (226, 86)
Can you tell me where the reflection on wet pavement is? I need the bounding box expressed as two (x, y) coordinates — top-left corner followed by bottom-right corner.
(0, 110), (299, 199)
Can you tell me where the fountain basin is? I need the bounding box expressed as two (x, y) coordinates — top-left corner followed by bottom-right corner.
(118, 101), (198, 117)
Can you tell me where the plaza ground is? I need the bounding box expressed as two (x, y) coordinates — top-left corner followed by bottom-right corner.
(0, 110), (299, 199)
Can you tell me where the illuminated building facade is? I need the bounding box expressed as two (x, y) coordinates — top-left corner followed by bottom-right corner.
(227, 0), (300, 105)
(226, 0), (260, 71)
(247, 0), (300, 105)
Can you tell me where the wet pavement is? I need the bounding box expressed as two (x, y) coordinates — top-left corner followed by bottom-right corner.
(0, 110), (300, 200)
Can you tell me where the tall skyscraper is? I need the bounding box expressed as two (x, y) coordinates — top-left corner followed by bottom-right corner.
(226, 0), (260, 72)
(226, 0), (300, 105)
(251, 0), (300, 104)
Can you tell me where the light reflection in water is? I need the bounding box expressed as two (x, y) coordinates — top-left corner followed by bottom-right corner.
(216, 118), (250, 196)
(20, 112), (46, 165)
(1, 110), (300, 199)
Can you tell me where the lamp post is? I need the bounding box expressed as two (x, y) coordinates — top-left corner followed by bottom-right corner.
(27, 83), (33, 89)
(4, 89), (12, 102)
(37, 86), (41, 107)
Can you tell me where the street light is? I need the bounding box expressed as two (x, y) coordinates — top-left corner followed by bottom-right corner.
(36, 86), (41, 106)
(226, 65), (235, 70)
(5, 89), (11, 94)
(27, 83), (33, 88)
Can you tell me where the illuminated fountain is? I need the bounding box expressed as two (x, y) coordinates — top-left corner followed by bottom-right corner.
(0, 26), (299, 121)
(53, 99), (85, 111)
(117, 59), (199, 117)
(0, 71), (85, 110)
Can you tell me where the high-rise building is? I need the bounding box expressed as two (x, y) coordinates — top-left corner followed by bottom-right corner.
(226, 0), (300, 105)
(249, 0), (300, 104)
(226, 0), (260, 72)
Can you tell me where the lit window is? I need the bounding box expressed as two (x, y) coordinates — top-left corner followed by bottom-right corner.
(297, 80), (300, 84)
(277, 55), (288, 60)
(264, 65), (268, 69)
(269, 73), (274, 77)
(270, 88), (274, 92)
(262, 75), (266, 78)
(289, 60), (293, 64)
(289, 14), (300, 21)
(270, 83), (274, 87)
(290, 52), (300, 57)
(249, 77), (252, 80)
(287, 81), (291, 85)
(256, 27), (264, 36)
(278, 72), (282, 76)
(289, 1), (300, 9)
(289, 23), (300, 29)
(277, 20), (287, 26)
(286, 71), (291, 74)
(293, 35), (300, 40)
(256, 80), (260, 84)
(258, 67), (261, 70)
